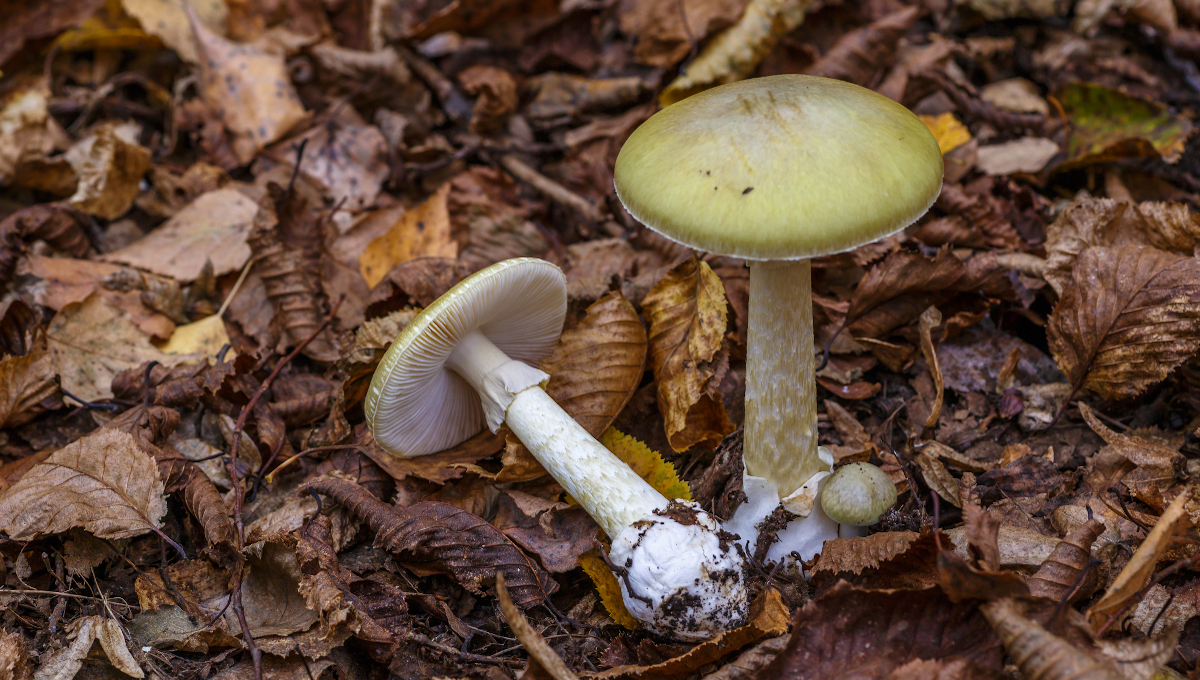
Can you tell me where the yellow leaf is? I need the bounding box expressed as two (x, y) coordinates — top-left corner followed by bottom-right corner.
(580, 549), (639, 630)
(642, 256), (734, 451)
(600, 427), (693, 502)
(156, 314), (231, 358)
(919, 113), (972, 155)
(358, 183), (457, 288)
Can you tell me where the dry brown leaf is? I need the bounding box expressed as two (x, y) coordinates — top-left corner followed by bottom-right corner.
(846, 249), (968, 340)
(35, 615), (143, 680)
(642, 256), (734, 452)
(1028, 516), (1104, 603)
(103, 188), (257, 282)
(917, 306), (944, 429)
(266, 118), (389, 212)
(1047, 246), (1200, 402)
(1043, 196), (1200, 296)
(982, 598), (1121, 680)
(1087, 489), (1190, 630)
(65, 121), (150, 220)
(0, 628), (30, 680)
(823, 399), (873, 461)
(804, 6), (920, 86)
(122, 0), (228, 64)
(526, 74), (649, 121)
(916, 451), (962, 507)
(810, 531), (922, 576)
(759, 581), (1001, 680)
(359, 183), (456, 289)
(593, 588), (790, 680)
(0, 428), (167, 540)
(0, 80), (69, 186)
(619, 0), (749, 69)
(190, 9), (309, 165)
(47, 293), (190, 403)
(0, 339), (57, 429)
(209, 656), (335, 680)
(659, 0), (811, 106)
(975, 137), (1060, 176)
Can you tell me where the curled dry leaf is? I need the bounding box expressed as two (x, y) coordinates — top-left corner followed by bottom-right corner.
(142, 435), (239, 570)
(1047, 246), (1200, 402)
(34, 615), (143, 680)
(917, 306), (944, 429)
(303, 476), (555, 607)
(643, 256), (735, 452)
(65, 121), (151, 220)
(759, 581), (1001, 680)
(915, 451), (961, 507)
(1087, 489), (1191, 630)
(659, 0), (811, 106)
(0, 428), (167, 540)
(983, 598), (1121, 680)
(1028, 515), (1104, 603)
(618, 0), (749, 70)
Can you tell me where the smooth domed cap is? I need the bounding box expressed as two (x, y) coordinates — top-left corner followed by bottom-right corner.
(365, 258), (567, 457)
(820, 462), (898, 526)
(614, 75), (943, 261)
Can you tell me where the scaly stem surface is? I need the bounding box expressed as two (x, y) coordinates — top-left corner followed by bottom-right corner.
(744, 259), (819, 500)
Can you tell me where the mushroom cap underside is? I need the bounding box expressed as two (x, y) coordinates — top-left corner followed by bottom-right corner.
(365, 258), (568, 457)
(614, 75), (944, 260)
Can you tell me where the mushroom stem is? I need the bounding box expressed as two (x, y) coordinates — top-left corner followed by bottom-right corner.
(445, 330), (668, 537)
(505, 388), (668, 538)
(744, 259), (821, 500)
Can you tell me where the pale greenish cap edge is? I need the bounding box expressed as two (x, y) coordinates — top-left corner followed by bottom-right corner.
(614, 75), (944, 261)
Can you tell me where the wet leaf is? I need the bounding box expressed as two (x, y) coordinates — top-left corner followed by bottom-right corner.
(643, 256), (734, 452)
(0, 428), (167, 540)
(1047, 245), (1200, 401)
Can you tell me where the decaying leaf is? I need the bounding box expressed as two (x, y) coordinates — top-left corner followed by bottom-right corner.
(65, 121), (151, 220)
(1028, 515), (1104, 603)
(917, 306), (944, 429)
(804, 6), (919, 86)
(0, 339), (57, 429)
(0, 428), (167, 540)
(620, 0), (749, 69)
(915, 451), (961, 507)
(34, 615), (143, 680)
(303, 476), (555, 607)
(1056, 83), (1193, 169)
(1047, 246), (1200, 401)
(190, 9), (309, 164)
(1087, 489), (1190, 630)
(359, 183), (456, 288)
(643, 256), (734, 452)
(102, 188), (257, 282)
(659, 0), (811, 106)
(983, 598), (1120, 680)
(759, 581), (1001, 680)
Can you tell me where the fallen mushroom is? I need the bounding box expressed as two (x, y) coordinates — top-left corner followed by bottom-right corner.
(614, 75), (942, 560)
(365, 258), (748, 640)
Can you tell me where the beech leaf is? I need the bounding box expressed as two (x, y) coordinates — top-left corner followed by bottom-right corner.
(0, 428), (167, 541)
(0, 338), (57, 429)
(643, 256), (734, 452)
(1047, 246), (1200, 401)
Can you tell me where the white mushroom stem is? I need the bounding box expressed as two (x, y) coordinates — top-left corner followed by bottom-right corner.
(444, 329), (749, 640)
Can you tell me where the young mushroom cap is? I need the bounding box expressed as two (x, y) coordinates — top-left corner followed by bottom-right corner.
(365, 258), (566, 457)
(614, 75), (939, 561)
(820, 462), (899, 527)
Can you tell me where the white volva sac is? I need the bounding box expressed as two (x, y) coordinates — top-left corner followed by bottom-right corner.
(366, 258), (749, 641)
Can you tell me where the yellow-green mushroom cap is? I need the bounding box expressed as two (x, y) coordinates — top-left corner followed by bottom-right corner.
(820, 462), (898, 526)
(364, 258), (567, 458)
(613, 75), (943, 260)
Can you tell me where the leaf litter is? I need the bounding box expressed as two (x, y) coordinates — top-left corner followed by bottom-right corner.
(0, 0), (1200, 678)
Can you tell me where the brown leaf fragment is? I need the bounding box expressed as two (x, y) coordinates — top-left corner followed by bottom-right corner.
(846, 248), (967, 340)
(210, 656), (334, 680)
(759, 581), (1002, 680)
(0, 428), (167, 540)
(937, 550), (1030, 604)
(1048, 246), (1200, 401)
(804, 6), (920, 86)
(0, 627), (30, 680)
(1088, 489), (1191, 630)
(643, 256), (735, 452)
(542, 290), (648, 438)
(1078, 403), (1183, 470)
(190, 9), (309, 165)
(930, 183), (1026, 252)
(1043, 196), (1200, 296)
(303, 476), (555, 607)
(0, 339), (57, 429)
(810, 531), (922, 576)
(916, 451), (962, 507)
(493, 491), (599, 573)
(618, 0), (749, 69)
(918, 307), (945, 429)
(982, 598), (1121, 680)
(975, 455), (1061, 501)
(593, 588), (791, 680)
(37, 615), (144, 680)
(496, 573), (580, 680)
(0, 0), (105, 67)
(364, 258), (472, 318)
(1028, 516), (1104, 603)
(525, 74), (649, 120)
(65, 121), (151, 220)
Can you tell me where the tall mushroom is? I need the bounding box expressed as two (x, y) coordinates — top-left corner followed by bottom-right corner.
(614, 75), (943, 560)
(365, 258), (748, 640)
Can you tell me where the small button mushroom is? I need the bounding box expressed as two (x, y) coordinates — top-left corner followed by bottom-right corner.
(820, 462), (898, 527)
(365, 258), (747, 640)
(614, 75), (942, 561)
